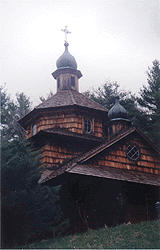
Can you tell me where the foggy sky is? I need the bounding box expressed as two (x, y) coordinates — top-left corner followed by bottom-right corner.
(1, 0), (159, 107)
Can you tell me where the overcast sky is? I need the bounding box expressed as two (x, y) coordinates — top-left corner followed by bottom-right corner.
(1, 0), (159, 107)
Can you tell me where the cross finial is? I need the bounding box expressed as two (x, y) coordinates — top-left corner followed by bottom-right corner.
(61, 26), (71, 42)
(114, 81), (119, 95)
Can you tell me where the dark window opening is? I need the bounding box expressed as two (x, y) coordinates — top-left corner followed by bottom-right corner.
(84, 118), (92, 133)
(71, 76), (75, 87)
(57, 78), (60, 88)
(109, 126), (112, 135)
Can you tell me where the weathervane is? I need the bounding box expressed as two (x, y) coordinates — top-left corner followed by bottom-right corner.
(61, 26), (71, 42)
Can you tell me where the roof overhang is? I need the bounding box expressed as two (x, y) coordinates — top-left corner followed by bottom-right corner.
(30, 128), (104, 147)
(67, 165), (160, 186)
(39, 164), (160, 186)
(18, 104), (108, 130)
(52, 67), (83, 79)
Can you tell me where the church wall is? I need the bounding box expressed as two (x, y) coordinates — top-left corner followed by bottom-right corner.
(26, 109), (104, 139)
(85, 134), (160, 175)
(41, 143), (84, 167)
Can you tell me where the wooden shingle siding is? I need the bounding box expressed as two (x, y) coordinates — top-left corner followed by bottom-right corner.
(26, 125), (31, 139)
(26, 110), (104, 139)
(85, 135), (160, 175)
(41, 144), (84, 167)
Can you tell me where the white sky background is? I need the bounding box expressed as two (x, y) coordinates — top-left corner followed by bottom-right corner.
(1, 0), (160, 107)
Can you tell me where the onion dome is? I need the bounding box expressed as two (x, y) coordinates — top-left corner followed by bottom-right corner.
(108, 96), (128, 120)
(56, 41), (77, 69)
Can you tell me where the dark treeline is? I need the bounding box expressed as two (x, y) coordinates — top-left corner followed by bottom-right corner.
(1, 59), (160, 248)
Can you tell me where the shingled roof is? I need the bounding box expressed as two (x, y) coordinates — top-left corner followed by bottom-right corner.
(18, 89), (108, 129)
(38, 127), (160, 186)
(36, 89), (108, 112)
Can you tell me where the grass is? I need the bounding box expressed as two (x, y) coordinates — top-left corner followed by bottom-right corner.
(21, 220), (160, 249)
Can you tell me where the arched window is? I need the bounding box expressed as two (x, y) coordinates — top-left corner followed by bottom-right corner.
(84, 118), (92, 133)
(32, 124), (37, 136)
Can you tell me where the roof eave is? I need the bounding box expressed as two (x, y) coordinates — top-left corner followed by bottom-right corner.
(52, 68), (83, 79)
(18, 104), (108, 129)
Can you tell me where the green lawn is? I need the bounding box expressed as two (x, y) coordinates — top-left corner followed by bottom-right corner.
(22, 220), (160, 249)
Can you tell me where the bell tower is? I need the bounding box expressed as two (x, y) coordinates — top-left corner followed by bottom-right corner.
(52, 26), (82, 92)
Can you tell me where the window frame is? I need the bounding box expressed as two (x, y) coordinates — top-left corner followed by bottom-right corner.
(83, 117), (93, 134)
(126, 143), (141, 162)
(32, 124), (37, 136)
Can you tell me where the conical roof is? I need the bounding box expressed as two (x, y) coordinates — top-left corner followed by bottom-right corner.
(56, 41), (77, 69)
(108, 96), (128, 120)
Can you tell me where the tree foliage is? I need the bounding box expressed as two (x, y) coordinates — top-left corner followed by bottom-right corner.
(1, 85), (32, 139)
(137, 60), (160, 147)
(39, 90), (54, 103)
(83, 62), (160, 148)
(1, 86), (68, 248)
(83, 80), (142, 128)
(1, 139), (66, 248)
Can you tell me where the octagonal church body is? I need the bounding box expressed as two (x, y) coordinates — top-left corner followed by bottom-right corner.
(19, 36), (160, 230)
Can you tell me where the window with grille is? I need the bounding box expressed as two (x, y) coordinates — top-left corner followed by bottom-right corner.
(84, 118), (92, 133)
(126, 143), (141, 161)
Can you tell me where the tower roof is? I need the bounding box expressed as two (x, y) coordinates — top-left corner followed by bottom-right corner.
(56, 41), (77, 70)
(18, 90), (108, 129)
(36, 89), (108, 111)
(108, 96), (128, 121)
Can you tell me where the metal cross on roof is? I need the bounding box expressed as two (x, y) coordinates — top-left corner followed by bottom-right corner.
(61, 26), (71, 42)
(114, 82), (119, 95)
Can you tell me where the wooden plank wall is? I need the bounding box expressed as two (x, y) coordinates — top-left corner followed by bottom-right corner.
(41, 143), (84, 167)
(94, 118), (103, 137)
(26, 111), (104, 139)
(86, 135), (160, 175)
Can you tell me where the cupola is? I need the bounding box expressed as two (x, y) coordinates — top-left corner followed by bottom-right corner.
(105, 96), (131, 140)
(56, 41), (77, 70)
(52, 26), (82, 92)
(108, 96), (128, 121)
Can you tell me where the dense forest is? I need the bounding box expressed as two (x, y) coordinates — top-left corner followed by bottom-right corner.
(1, 59), (160, 248)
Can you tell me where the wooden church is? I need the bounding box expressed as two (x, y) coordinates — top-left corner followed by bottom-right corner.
(19, 28), (160, 232)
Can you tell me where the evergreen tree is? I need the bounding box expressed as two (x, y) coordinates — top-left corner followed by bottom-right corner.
(137, 60), (160, 147)
(1, 87), (68, 248)
(1, 85), (32, 139)
(39, 90), (54, 102)
(1, 138), (66, 248)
